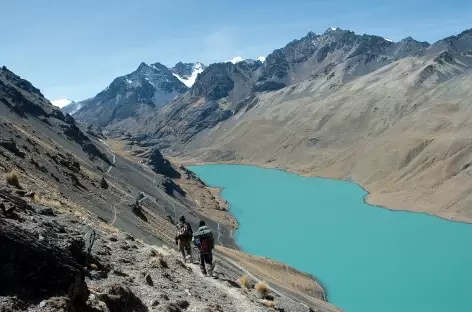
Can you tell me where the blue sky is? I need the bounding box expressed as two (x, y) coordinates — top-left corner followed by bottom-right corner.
(1, 0), (471, 101)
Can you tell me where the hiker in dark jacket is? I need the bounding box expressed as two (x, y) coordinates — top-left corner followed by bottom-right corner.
(193, 220), (215, 277)
(175, 215), (193, 263)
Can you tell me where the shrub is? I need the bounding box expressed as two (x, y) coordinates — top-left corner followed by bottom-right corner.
(6, 171), (21, 189)
(259, 299), (277, 309)
(255, 281), (269, 297)
(33, 192), (40, 203)
(239, 275), (249, 288)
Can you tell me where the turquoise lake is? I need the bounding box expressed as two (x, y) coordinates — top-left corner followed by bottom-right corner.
(188, 164), (472, 312)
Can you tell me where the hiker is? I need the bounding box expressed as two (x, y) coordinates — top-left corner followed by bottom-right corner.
(175, 215), (193, 263)
(193, 220), (215, 277)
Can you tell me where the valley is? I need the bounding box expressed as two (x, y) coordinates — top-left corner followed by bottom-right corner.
(0, 66), (336, 311)
(4, 22), (472, 312)
(67, 27), (472, 223)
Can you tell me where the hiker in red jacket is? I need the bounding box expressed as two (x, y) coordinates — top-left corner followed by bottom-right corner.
(193, 220), (215, 277)
(175, 215), (193, 263)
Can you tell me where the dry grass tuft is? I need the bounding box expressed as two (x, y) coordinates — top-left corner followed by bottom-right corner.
(33, 193), (40, 203)
(102, 223), (119, 233)
(149, 256), (168, 269)
(255, 281), (269, 297)
(6, 171), (21, 189)
(239, 275), (249, 289)
(89, 263), (98, 270)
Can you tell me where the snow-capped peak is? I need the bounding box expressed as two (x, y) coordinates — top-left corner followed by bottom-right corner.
(171, 62), (206, 87)
(329, 27), (339, 31)
(384, 37), (394, 42)
(51, 98), (73, 108)
(228, 56), (245, 64)
(257, 56), (266, 63)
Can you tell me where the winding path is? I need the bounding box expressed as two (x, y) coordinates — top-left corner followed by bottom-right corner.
(111, 198), (128, 226)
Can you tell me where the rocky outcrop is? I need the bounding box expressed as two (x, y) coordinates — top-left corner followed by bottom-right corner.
(0, 138), (25, 158)
(0, 189), (89, 307)
(146, 148), (180, 178)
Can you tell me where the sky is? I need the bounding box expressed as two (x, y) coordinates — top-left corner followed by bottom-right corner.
(1, 0), (471, 102)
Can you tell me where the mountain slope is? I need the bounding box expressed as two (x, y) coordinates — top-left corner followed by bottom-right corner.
(0, 66), (337, 312)
(73, 62), (188, 130)
(128, 28), (472, 222)
(131, 28), (436, 148)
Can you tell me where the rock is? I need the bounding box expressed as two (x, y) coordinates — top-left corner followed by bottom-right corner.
(84, 228), (96, 265)
(151, 300), (159, 307)
(0, 138), (25, 158)
(123, 233), (135, 241)
(176, 300), (189, 309)
(39, 300), (47, 308)
(166, 303), (182, 312)
(265, 294), (275, 301)
(100, 177), (108, 189)
(112, 270), (129, 277)
(90, 270), (108, 280)
(99, 284), (147, 312)
(145, 273), (154, 286)
(160, 294), (169, 301)
(44, 297), (73, 312)
(15, 190), (27, 197)
(32, 204), (54, 216)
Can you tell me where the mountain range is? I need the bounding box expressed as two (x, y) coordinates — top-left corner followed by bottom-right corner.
(61, 27), (472, 222)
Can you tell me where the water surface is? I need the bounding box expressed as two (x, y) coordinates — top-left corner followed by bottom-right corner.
(188, 164), (472, 312)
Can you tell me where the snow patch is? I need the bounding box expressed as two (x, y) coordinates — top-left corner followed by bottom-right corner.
(126, 79), (133, 84)
(50, 99), (72, 108)
(330, 27), (338, 31)
(257, 56), (266, 62)
(384, 37), (393, 42)
(172, 62), (205, 87)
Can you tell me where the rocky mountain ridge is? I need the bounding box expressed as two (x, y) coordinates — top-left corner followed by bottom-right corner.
(127, 27), (472, 222)
(71, 62), (189, 130)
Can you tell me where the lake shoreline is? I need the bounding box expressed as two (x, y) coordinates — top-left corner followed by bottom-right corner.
(187, 162), (472, 312)
(185, 163), (335, 304)
(182, 159), (472, 225)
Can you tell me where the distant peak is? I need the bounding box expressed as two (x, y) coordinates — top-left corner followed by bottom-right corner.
(51, 99), (73, 108)
(137, 62), (149, 71)
(171, 61), (206, 87)
(150, 62), (168, 71)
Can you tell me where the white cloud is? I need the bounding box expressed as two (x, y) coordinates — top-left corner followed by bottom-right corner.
(228, 56), (244, 64)
(257, 56), (266, 62)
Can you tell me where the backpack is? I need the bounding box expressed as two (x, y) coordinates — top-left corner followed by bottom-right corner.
(184, 222), (193, 238)
(193, 227), (213, 253)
